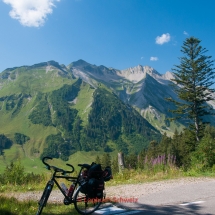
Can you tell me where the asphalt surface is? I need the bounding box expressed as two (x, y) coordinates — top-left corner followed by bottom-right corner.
(116, 179), (215, 215)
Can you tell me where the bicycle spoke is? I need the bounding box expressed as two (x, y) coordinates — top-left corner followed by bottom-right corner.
(74, 186), (102, 215)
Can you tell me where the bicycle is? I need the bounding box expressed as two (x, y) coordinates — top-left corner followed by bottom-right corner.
(36, 156), (107, 215)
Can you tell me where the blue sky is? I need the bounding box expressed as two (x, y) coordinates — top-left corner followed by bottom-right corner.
(0, 0), (215, 75)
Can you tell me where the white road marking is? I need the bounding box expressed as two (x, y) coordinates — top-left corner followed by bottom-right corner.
(93, 206), (141, 215)
(179, 201), (205, 206)
(93, 206), (126, 214)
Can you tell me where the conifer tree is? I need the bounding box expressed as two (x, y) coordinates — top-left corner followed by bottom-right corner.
(125, 153), (137, 169)
(111, 156), (119, 174)
(157, 132), (172, 156)
(0, 134), (12, 155)
(146, 140), (159, 160)
(167, 37), (215, 142)
(138, 149), (146, 169)
(101, 153), (111, 168)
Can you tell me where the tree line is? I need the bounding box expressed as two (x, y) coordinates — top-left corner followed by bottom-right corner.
(0, 134), (12, 155)
(0, 133), (30, 155)
(96, 36), (215, 173)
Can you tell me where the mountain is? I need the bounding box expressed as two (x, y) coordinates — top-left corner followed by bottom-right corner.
(0, 60), (161, 165)
(0, 59), (214, 167)
(69, 61), (183, 134)
(69, 60), (215, 133)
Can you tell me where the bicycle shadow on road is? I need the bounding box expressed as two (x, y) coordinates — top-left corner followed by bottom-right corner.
(116, 202), (212, 215)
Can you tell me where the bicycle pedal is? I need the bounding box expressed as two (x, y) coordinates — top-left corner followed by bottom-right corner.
(63, 198), (71, 205)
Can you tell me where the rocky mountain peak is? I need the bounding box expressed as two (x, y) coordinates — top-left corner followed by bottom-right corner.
(68, 59), (91, 68)
(117, 65), (161, 83)
(162, 71), (175, 81)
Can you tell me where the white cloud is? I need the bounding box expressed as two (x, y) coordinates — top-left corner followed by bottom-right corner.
(3, 0), (60, 27)
(141, 56), (144, 60)
(150, 57), (158, 61)
(183, 31), (189, 35)
(155, 33), (171, 45)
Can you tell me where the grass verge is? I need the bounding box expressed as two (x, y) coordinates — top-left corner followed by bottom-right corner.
(0, 196), (79, 215)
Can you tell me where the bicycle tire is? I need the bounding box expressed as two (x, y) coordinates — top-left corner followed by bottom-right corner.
(74, 185), (102, 215)
(36, 182), (53, 215)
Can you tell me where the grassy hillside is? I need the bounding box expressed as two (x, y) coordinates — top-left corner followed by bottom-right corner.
(0, 61), (170, 172)
(0, 61), (161, 173)
(0, 149), (117, 174)
(0, 79), (96, 172)
(0, 65), (75, 96)
(71, 82), (95, 126)
(142, 106), (184, 136)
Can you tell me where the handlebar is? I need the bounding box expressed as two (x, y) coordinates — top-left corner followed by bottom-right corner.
(42, 157), (74, 174)
(42, 156), (52, 169)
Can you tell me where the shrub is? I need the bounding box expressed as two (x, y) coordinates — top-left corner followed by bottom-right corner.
(2, 161), (25, 185)
(191, 133), (215, 171)
(0, 161), (45, 186)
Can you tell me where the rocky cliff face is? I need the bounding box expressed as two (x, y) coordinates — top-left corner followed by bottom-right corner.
(68, 60), (215, 135)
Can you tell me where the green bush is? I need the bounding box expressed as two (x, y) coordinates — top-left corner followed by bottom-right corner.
(14, 133), (30, 145)
(0, 134), (13, 155)
(0, 161), (25, 185)
(212, 164), (215, 173)
(0, 161), (44, 186)
(191, 133), (215, 171)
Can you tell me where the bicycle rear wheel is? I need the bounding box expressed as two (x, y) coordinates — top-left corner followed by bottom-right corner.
(36, 181), (53, 215)
(74, 185), (102, 215)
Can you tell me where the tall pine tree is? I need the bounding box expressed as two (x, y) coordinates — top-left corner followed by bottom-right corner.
(101, 153), (111, 168)
(167, 37), (215, 142)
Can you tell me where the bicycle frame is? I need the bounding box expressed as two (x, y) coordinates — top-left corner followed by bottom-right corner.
(48, 166), (84, 204)
(36, 157), (109, 215)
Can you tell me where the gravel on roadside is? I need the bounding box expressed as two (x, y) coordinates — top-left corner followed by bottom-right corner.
(1, 177), (214, 204)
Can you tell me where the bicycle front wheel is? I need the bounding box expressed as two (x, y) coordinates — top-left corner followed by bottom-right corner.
(74, 185), (102, 215)
(36, 181), (53, 215)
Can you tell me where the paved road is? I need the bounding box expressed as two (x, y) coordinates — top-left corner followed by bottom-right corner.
(116, 179), (215, 215)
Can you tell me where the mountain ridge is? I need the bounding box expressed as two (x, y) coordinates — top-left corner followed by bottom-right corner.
(0, 59), (214, 136)
(0, 59), (214, 174)
(0, 61), (162, 164)
(0, 59), (214, 171)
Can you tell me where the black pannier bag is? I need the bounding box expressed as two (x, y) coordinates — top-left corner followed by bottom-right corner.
(79, 163), (112, 195)
(87, 163), (103, 179)
(103, 166), (113, 181)
(80, 180), (88, 194)
(79, 163), (103, 195)
(87, 178), (104, 199)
